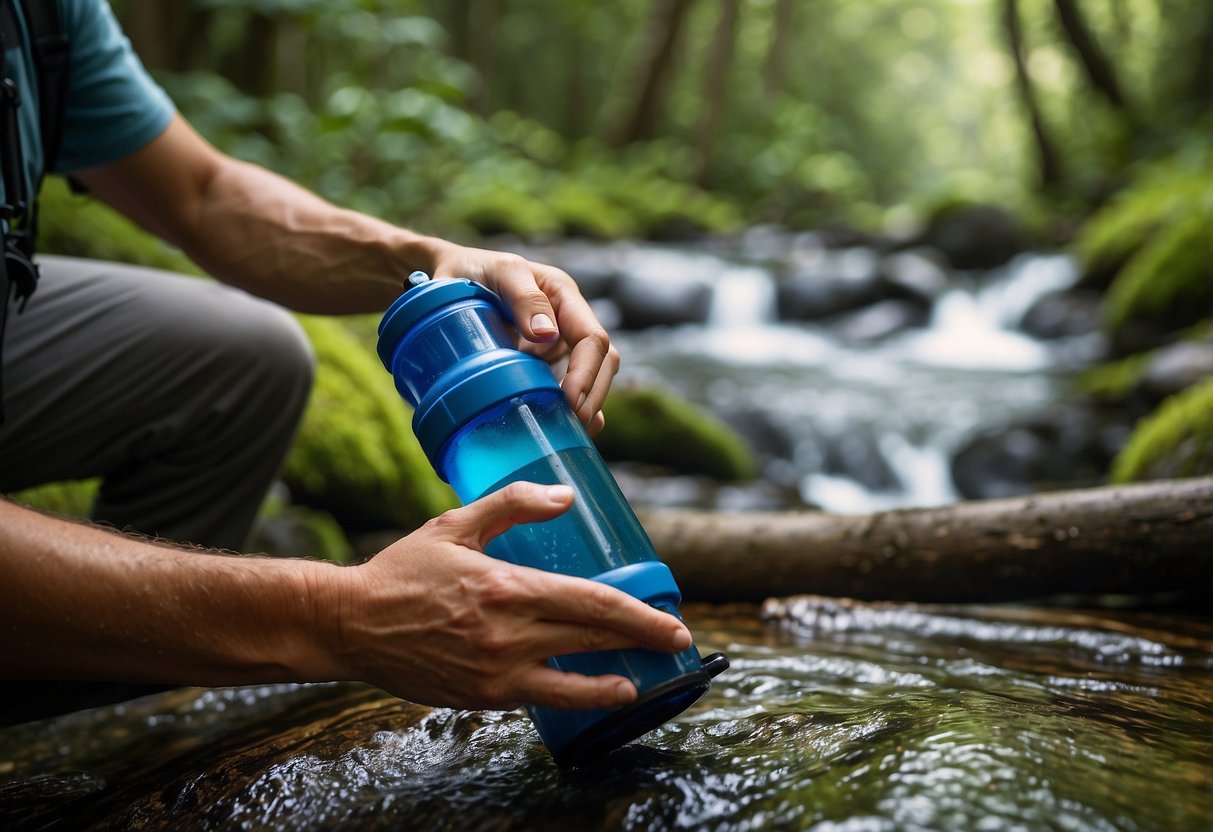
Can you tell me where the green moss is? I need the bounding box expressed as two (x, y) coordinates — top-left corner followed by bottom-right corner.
(8, 478), (99, 519)
(37, 178), (201, 274)
(1076, 352), (1152, 402)
(285, 317), (457, 531)
(1111, 378), (1213, 483)
(596, 386), (756, 481)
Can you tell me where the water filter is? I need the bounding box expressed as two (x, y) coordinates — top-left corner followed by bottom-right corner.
(376, 272), (727, 766)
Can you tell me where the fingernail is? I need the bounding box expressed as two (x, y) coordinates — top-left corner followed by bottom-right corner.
(670, 628), (692, 651)
(613, 680), (636, 705)
(531, 313), (557, 335)
(575, 392), (587, 412)
(545, 485), (574, 504)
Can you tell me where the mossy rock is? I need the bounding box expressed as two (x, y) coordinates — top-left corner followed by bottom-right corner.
(8, 478), (99, 519)
(37, 178), (201, 273)
(1110, 378), (1213, 483)
(250, 502), (354, 564)
(284, 317), (457, 531)
(596, 386), (756, 481)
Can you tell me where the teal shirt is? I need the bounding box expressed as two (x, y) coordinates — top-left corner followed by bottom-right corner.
(3, 0), (173, 201)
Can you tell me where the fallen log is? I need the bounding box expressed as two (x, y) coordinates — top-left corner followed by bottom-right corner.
(641, 477), (1213, 603)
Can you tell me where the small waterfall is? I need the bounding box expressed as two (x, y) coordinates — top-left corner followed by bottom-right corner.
(892, 253), (1079, 371)
(541, 238), (1092, 515)
(708, 264), (777, 329)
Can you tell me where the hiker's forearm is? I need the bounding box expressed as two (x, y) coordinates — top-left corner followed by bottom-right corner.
(0, 499), (341, 685)
(186, 154), (445, 312)
(73, 113), (445, 314)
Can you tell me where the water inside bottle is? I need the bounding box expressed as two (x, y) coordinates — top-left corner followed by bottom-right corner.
(472, 445), (651, 577)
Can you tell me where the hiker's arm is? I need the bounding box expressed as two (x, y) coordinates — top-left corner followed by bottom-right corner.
(0, 487), (691, 709)
(71, 113), (618, 431)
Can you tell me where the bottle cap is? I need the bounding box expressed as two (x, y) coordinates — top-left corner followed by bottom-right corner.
(375, 274), (509, 371)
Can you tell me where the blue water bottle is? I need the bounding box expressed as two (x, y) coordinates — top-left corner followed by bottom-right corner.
(376, 272), (727, 766)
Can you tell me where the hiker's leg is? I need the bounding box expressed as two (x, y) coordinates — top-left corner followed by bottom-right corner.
(0, 257), (315, 726)
(0, 255), (314, 551)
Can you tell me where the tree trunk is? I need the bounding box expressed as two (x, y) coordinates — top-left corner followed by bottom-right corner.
(763, 0), (795, 105)
(1052, 0), (1132, 115)
(642, 478), (1213, 603)
(1002, 0), (1064, 191)
(218, 11), (278, 98)
(467, 0), (502, 115)
(118, 0), (211, 73)
(610, 0), (696, 147)
(692, 0), (740, 184)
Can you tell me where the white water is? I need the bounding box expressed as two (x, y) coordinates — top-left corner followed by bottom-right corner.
(518, 238), (1096, 515)
(621, 244), (1092, 513)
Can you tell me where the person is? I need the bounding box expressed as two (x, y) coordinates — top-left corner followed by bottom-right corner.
(0, 1), (691, 724)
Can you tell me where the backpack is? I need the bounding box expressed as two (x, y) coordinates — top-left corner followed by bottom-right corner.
(0, 0), (69, 423)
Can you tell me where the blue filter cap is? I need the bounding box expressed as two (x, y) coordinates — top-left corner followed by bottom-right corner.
(376, 275), (510, 370)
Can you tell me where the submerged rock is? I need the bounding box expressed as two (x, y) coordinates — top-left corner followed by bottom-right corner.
(775, 247), (887, 321)
(950, 411), (1118, 500)
(1020, 289), (1104, 340)
(611, 267), (714, 330)
(916, 202), (1032, 271)
(828, 298), (930, 345)
(1140, 341), (1213, 400)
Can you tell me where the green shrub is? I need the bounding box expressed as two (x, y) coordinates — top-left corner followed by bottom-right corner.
(284, 317), (457, 530)
(1111, 378), (1213, 483)
(596, 386), (756, 481)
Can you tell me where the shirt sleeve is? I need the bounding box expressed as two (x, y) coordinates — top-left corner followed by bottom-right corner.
(52, 0), (175, 172)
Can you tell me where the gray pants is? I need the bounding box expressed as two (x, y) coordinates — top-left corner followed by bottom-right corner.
(0, 256), (315, 551)
(0, 257), (315, 725)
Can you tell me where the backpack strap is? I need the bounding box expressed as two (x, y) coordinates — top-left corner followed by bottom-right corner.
(0, 0), (69, 424)
(19, 0), (67, 173)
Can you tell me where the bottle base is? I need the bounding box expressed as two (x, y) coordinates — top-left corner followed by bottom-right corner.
(550, 652), (730, 768)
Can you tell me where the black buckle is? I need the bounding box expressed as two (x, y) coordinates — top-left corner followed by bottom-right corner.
(0, 77), (18, 106)
(3, 239), (38, 311)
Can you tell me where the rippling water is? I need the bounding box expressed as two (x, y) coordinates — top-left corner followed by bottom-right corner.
(3, 600), (1210, 830)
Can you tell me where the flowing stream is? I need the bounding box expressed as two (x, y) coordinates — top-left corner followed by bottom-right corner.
(2, 600), (1210, 830)
(586, 239), (1104, 513)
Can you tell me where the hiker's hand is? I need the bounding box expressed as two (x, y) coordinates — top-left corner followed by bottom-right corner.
(330, 482), (691, 710)
(423, 241), (619, 436)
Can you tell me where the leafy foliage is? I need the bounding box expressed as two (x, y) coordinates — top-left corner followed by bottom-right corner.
(1111, 378), (1213, 483)
(1073, 154), (1213, 337)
